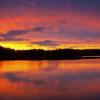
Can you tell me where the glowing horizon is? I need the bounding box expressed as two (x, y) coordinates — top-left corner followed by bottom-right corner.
(0, 0), (100, 50)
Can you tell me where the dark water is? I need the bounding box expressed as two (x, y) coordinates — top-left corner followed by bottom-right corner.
(0, 59), (100, 100)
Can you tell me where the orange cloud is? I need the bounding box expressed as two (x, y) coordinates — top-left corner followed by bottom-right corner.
(0, 8), (100, 50)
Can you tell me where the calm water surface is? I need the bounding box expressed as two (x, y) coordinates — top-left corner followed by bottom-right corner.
(0, 59), (100, 100)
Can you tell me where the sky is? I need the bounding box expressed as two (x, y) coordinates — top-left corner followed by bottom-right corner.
(0, 0), (100, 50)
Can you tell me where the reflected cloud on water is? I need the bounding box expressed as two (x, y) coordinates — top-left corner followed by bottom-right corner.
(0, 59), (100, 100)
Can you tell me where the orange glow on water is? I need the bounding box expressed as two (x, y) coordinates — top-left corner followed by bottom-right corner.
(0, 59), (100, 99)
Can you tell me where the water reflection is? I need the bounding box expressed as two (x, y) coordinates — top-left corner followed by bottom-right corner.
(0, 59), (100, 100)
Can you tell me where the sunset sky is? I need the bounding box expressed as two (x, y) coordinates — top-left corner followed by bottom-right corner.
(0, 0), (100, 50)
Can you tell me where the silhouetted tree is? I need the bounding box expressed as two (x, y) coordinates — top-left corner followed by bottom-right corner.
(0, 46), (100, 60)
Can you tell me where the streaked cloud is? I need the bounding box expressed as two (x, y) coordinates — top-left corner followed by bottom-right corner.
(0, 0), (100, 49)
(32, 40), (60, 46)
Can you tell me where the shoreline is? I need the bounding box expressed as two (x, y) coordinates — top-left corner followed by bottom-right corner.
(0, 56), (100, 61)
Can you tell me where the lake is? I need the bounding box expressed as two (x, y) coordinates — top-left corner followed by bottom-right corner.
(0, 59), (100, 100)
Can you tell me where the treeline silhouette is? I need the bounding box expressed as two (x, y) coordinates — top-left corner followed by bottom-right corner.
(0, 46), (100, 60)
